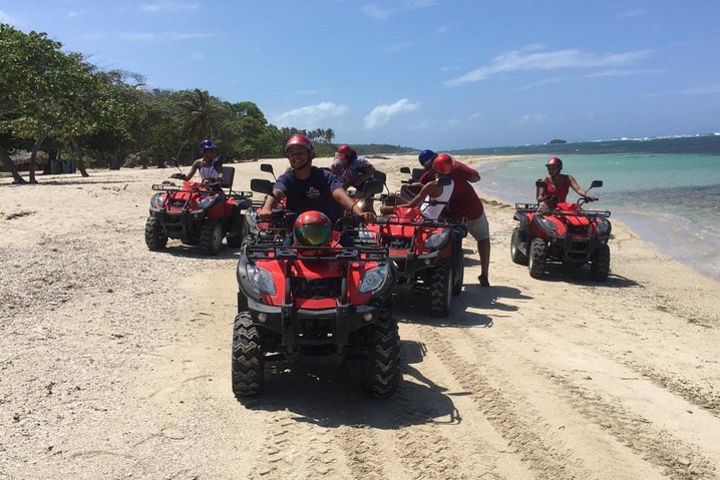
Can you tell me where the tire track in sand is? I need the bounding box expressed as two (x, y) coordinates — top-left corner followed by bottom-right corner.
(416, 325), (586, 480)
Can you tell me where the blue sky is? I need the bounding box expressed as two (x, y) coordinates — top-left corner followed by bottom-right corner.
(1, 0), (719, 149)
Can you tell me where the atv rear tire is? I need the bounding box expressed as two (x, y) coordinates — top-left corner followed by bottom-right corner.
(590, 244), (611, 281)
(231, 312), (264, 398)
(144, 216), (167, 251)
(451, 236), (464, 296)
(199, 220), (223, 255)
(363, 311), (400, 398)
(429, 263), (452, 317)
(528, 238), (547, 279)
(510, 228), (528, 265)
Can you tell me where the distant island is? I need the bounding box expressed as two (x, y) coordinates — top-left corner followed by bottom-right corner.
(451, 133), (720, 156)
(548, 139), (567, 144)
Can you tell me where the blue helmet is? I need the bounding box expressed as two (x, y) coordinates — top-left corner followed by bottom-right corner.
(418, 149), (437, 166)
(199, 139), (217, 151)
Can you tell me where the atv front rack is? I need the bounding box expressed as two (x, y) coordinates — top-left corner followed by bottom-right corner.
(514, 203), (611, 218)
(246, 243), (388, 262)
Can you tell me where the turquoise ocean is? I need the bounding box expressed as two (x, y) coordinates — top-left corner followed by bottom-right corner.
(475, 153), (720, 280)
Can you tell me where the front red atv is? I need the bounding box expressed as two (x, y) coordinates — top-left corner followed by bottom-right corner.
(511, 180), (612, 281)
(144, 166), (252, 255)
(231, 179), (400, 399)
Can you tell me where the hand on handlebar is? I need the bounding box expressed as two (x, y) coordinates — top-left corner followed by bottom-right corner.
(170, 173), (185, 180)
(360, 211), (376, 224)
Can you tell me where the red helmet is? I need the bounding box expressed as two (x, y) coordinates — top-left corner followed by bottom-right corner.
(336, 144), (357, 162)
(285, 134), (315, 160)
(546, 156), (563, 170)
(294, 210), (332, 246)
(433, 153), (454, 174)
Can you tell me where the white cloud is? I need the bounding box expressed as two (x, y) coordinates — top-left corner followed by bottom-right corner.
(679, 84), (720, 95)
(274, 102), (348, 129)
(617, 9), (646, 18)
(362, 5), (394, 20)
(119, 32), (215, 41)
(364, 98), (420, 129)
(583, 68), (666, 78)
(0, 9), (18, 25)
(140, 1), (199, 12)
(67, 11), (79, 18)
(445, 47), (652, 86)
(511, 77), (568, 92)
(362, 0), (435, 20)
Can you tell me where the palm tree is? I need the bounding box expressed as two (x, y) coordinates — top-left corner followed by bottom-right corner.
(177, 89), (224, 146)
(324, 128), (335, 144)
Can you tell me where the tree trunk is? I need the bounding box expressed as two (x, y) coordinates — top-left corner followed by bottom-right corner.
(109, 151), (127, 170)
(28, 134), (47, 184)
(43, 149), (57, 175)
(71, 140), (90, 177)
(0, 146), (27, 184)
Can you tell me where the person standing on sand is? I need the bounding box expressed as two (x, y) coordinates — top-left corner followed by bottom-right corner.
(415, 153), (491, 287)
(537, 156), (597, 209)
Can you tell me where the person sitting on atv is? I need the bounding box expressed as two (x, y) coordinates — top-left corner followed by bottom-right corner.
(178, 139), (224, 190)
(330, 144), (376, 191)
(538, 157), (598, 210)
(380, 152), (454, 220)
(398, 149), (438, 201)
(258, 134), (375, 224)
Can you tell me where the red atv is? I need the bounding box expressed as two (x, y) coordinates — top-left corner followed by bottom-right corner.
(369, 177), (467, 317)
(510, 180), (612, 280)
(144, 166), (252, 255)
(231, 179), (400, 398)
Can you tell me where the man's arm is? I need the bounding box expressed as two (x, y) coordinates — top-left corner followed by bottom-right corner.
(332, 188), (375, 221)
(184, 160), (200, 181)
(259, 189), (285, 216)
(454, 161), (480, 182)
(568, 175), (596, 199)
(404, 182), (440, 208)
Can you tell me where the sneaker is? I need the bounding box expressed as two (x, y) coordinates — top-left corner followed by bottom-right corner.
(478, 274), (490, 287)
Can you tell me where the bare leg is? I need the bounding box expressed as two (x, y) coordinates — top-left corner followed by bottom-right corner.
(478, 239), (490, 285)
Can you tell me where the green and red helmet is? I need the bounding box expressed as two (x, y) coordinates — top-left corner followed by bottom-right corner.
(294, 210), (332, 246)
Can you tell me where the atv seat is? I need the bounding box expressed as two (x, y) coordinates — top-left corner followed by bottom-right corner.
(221, 166), (235, 190)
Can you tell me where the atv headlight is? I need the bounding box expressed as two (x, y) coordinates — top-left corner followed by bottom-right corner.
(359, 263), (389, 294)
(195, 195), (218, 211)
(423, 230), (450, 250)
(536, 216), (557, 234)
(246, 263), (276, 295)
(246, 208), (259, 235)
(150, 193), (166, 209)
(597, 218), (611, 235)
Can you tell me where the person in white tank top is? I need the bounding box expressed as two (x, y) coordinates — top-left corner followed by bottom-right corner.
(379, 153), (455, 219)
(181, 139), (224, 185)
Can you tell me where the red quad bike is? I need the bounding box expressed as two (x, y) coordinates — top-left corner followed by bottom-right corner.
(231, 179), (401, 398)
(370, 176), (467, 317)
(144, 166), (252, 255)
(510, 180), (612, 281)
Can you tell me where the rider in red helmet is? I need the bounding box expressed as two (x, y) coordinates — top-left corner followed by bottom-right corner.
(259, 134), (375, 223)
(331, 144), (376, 191)
(538, 156), (597, 209)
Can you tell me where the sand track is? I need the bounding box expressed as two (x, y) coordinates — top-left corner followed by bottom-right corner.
(2, 158), (720, 479)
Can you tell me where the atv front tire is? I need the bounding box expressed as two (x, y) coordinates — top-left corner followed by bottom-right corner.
(363, 311), (400, 398)
(231, 312), (265, 398)
(429, 263), (452, 317)
(199, 220), (223, 255)
(590, 244), (610, 281)
(528, 238), (547, 279)
(510, 228), (528, 265)
(144, 216), (167, 251)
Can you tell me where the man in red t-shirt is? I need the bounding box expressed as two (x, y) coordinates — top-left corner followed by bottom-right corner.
(420, 153), (491, 287)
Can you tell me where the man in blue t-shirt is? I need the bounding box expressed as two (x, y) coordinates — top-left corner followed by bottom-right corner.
(259, 135), (375, 224)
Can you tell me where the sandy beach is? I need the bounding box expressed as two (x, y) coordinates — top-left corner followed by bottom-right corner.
(2, 155), (720, 480)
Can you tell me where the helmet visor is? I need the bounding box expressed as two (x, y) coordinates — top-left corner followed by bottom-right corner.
(295, 224), (332, 246)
